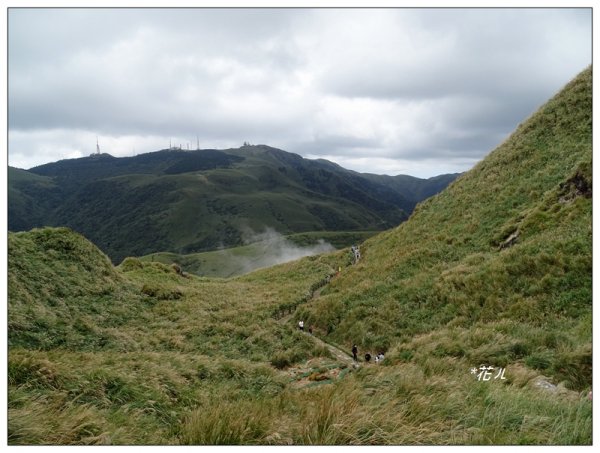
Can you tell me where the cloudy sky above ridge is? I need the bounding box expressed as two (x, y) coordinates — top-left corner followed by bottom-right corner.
(8, 7), (591, 177)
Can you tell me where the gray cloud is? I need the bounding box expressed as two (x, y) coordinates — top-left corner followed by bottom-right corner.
(7, 7), (591, 177)
(315, 9), (590, 101)
(293, 134), (382, 157)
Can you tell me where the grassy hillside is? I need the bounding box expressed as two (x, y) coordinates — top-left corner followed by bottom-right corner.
(8, 67), (592, 445)
(9, 227), (353, 444)
(299, 67), (592, 388)
(9, 146), (457, 263)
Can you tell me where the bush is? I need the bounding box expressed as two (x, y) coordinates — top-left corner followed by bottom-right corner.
(140, 284), (182, 300)
(119, 257), (143, 272)
(8, 356), (63, 389)
(270, 348), (306, 370)
(397, 349), (414, 361)
(270, 353), (292, 370)
(196, 363), (212, 380)
(525, 351), (553, 370)
(551, 344), (592, 391)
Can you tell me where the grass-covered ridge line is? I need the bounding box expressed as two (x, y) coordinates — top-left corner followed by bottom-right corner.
(298, 67), (592, 389)
(8, 67), (592, 445)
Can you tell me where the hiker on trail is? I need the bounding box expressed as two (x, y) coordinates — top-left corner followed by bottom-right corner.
(298, 320), (304, 331)
(351, 245), (361, 263)
(352, 344), (358, 361)
(365, 353), (371, 362)
(375, 355), (379, 364)
(377, 352), (385, 362)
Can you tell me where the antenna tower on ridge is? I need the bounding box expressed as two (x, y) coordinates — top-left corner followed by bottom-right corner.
(96, 136), (100, 155)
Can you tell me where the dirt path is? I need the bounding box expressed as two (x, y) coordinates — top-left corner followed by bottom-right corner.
(278, 279), (353, 366)
(280, 270), (361, 388)
(306, 331), (354, 365)
(282, 314), (354, 367)
(284, 329), (360, 389)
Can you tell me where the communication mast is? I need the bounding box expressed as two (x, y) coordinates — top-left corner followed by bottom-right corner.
(96, 136), (101, 155)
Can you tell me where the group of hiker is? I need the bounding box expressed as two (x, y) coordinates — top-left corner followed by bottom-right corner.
(352, 344), (384, 364)
(298, 322), (384, 364)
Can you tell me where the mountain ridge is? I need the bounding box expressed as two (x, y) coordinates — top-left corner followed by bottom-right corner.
(9, 145), (458, 263)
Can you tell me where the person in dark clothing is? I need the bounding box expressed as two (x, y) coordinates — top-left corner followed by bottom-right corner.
(352, 344), (358, 361)
(365, 353), (371, 362)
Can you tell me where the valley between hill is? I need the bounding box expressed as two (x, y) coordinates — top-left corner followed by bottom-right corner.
(7, 67), (592, 445)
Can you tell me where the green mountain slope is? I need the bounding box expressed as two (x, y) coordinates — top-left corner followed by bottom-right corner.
(299, 66), (592, 388)
(8, 67), (592, 445)
(8, 167), (62, 231)
(9, 146), (457, 264)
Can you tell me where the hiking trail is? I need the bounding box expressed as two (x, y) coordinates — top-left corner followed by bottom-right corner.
(280, 259), (363, 388)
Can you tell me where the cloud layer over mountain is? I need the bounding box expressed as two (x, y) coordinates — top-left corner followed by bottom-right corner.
(8, 8), (591, 177)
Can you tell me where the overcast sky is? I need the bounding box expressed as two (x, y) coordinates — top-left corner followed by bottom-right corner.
(7, 7), (591, 177)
